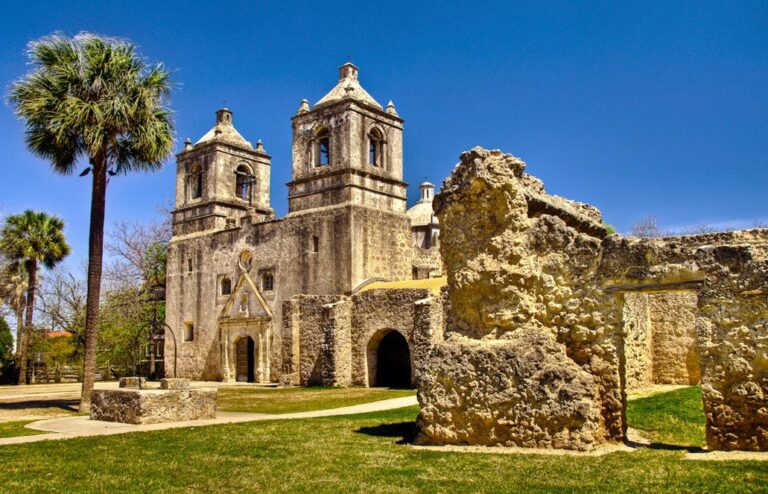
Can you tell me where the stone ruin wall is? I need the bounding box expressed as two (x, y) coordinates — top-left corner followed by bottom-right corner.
(416, 147), (624, 451)
(600, 230), (768, 451)
(416, 146), (768, 452)
(622, 290), (700, 389)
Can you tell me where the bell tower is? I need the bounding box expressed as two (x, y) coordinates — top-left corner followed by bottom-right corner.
(287, 63), (407, 214)
(172, 108), (273, 235)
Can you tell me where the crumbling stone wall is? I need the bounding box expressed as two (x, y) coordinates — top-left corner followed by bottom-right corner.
(601, 230), (768, 451)
(416, 147), (624, 451)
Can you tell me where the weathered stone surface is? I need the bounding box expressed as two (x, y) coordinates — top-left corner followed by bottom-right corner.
(622, 291), (700, 389)
(418, 147), (624, 451)
(90, 388), (217, 425)
(282, 288), (444, 388)
(417, 333), (604, 451)
(165, 65), (437, 385)
(119, 377), (146, 389)
(161, 378), (191, 390)
(601, 230), (768, 451)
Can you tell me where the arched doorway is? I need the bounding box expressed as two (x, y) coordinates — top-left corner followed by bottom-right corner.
(235, 336), (255, 382)
(370, 330), (412, 388)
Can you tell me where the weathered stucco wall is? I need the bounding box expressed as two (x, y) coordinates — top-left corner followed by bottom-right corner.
(622, 291), (700, 389)
(649, 291), (700, 385)
(622, 293), (653, 389)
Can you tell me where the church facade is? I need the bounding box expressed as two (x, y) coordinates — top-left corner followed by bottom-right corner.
(164, 64), (441, 383)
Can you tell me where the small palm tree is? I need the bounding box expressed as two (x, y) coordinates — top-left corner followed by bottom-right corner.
(0, 211), (71, 384)
(9, 34), (174, 408)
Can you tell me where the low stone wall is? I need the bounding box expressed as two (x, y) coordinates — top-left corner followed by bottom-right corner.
(91, 379), (217, 425)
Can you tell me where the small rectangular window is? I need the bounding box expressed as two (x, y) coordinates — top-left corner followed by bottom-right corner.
(220, 277), (232, 296)
(312, 235), (319, 253)
(187, 258), (193, 273)
(369, 142), (377, 166)
(319, 139), (330, 166)
(262, 272), (274, 292)
(184, 322), (194, 342)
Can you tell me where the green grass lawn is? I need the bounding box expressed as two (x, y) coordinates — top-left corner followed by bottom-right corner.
(0, 420), (46, 439)
(216, 386), (415, 414)
(0, 386), (765, 493)
(627, 386), (706, 448)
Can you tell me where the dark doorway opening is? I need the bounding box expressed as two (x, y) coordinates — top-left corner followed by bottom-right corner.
(375, 331), (412, 388)
(236, 336), (255, 382)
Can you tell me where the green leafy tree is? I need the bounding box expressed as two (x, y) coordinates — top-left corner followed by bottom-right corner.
(9, 34), (174, 409)
(0, 317), (14, 384)
(31, 334), (76, 382)
(0, 211), (70, 384)
(0, 317), (12, 362)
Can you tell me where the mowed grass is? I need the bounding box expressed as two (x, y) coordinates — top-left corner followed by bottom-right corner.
(627, 386), (706, 447)
(0, 420), (45, 439)
(216, 386), (415, 414)
(0, 386), (766, 493)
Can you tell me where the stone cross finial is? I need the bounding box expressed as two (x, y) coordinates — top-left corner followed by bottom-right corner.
(339, 62), (359, 81)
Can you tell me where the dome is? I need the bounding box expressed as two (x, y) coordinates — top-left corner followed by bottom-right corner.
(314, 63), (383, 111)
(406, 200), (438, 227)
(407, 182), (439, 227)
(194, 108), (253, 150)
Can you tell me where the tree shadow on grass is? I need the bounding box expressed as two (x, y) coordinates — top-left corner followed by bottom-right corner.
(0, 399), (79, 412)
(356, 421), (417, 444)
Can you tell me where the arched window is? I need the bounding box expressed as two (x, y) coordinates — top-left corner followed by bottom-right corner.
(189, 163), (203, 199)
(314, 127), (330, 167)
(368, 128), (384, 167)
(220, 277), (232, 296)
(262, 271), (274, 292)
(235, 165), (254, 202)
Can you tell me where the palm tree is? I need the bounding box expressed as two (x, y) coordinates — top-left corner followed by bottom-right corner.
(3, 272), (28, 368)
(0, 211), (71, 384)
(9, 34), (174, 408)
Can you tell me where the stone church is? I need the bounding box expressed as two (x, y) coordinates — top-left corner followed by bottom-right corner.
(165, 64), (441, 384)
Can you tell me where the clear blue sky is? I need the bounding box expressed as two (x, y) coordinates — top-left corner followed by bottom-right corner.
(1, 1), (767, 268)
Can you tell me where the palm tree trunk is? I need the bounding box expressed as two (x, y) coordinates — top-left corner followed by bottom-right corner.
(17, 261), (37, 385)
(15, 306), (24, 383)
(79, 152), (108, 412)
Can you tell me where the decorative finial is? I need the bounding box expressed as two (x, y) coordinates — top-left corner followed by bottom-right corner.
(183, 138), (193, 151)
(216, 107), (233, 125)
(256, 139), (265, 152)
(338, 62), (359, 81)
(386, 100), (399, 116)
(297, 99), (310, 114)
